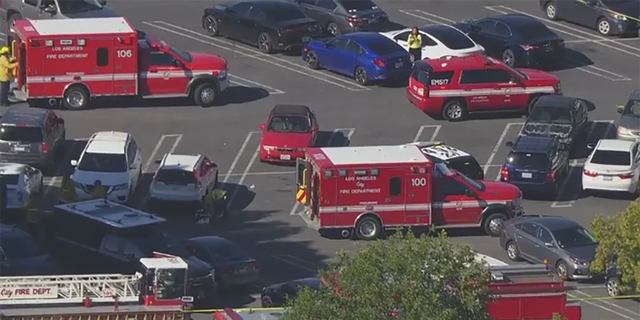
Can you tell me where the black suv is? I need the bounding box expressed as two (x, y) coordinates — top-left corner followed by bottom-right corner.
(0, 107), (65, 170)
(501, 135), (569, 198)
(522, 95), (589, 148)
(287, 0), (388, 36)
(0, 224), (56, 276)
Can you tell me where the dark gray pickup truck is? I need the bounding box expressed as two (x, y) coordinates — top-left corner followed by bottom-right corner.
(521, 95), (589, 148)
(1, 0), (118, 34)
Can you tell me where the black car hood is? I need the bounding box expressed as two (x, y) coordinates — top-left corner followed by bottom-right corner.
(11, 254), (56, 275)
(184, 256), (212, 279)
(606, 1), (640, 19)
(523, 122), (572, 138)
(64, 7), (119, 18)
(565, 244), (597, 262)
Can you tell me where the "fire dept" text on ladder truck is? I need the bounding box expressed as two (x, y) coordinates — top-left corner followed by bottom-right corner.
(295, 144), (524, 240)
(9, 17), (229, 110)
(0, 257), (194, 320)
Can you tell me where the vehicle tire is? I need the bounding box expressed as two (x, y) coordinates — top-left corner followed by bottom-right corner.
(214, 172), (219, 188)
(193, 82), (217, 107)
(203, 15), (219, 36)
(327, 22), (341, 36)
(8, 13), (22, 34)
(606, 277), (621, 297)
(527, 95), (542, 115)
(506, 241), (522, 261)
(556, 260), (570, 279)
(257, 33), (273, 54)
(305, 50), (320, 70)
(597, 17), (612, 36)
(261, 295), (273, 307)
(62, 86), (90, 110)
(545, 2), (559, 20)
(502, 48), (517, 67)
(354, 66), (370, 86)
(35, 176), (43, 196)
(483, 212), (507, 237)
(442, 99), (468, 121)
(355, 216), (382, 240)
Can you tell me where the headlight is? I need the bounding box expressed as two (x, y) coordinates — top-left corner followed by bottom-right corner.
(569, 257), (588, 266)
(613, 14), (627, 21)
(295, 148), (305, 152)
(263, 146), (276, 151)
(618, 126), (630, 135)
(217, 70), (227, 80)
(112, 183), (129, 191)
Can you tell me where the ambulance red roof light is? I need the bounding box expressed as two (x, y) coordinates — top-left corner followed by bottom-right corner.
(118, 37), (133, 45)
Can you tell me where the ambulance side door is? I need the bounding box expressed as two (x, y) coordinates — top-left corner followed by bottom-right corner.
(403, 173), (430, 226)
(113, 38), (137, 95)
(93, 40), (115, 94)
(431, 172), (467, 225)
(144, 50), (189, 96)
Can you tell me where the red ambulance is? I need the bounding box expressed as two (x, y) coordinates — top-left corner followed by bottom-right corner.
(295, 144), (524, 240)
(10, 17), (229, 110)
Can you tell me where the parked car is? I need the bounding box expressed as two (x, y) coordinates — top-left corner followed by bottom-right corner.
(259, 105), (318, 163)
(149, 154), (218, 203)
(202, 0), (323, 53)
(615, 89), (640, 141)
(582, 139), (640, 195)
(522, 95), (589, 148)
(303, 32), (412, 85)
(380, 24), (484, 60)
(0, 107), (65, 171)
(500, 216), (598, 280)
(286, 0), (388, 35)
(185, 236), (260, 289)
(0, 224), (56, 276)
(261, 277), (323, 307)
(540, 0), (639, 36)
(0, 163), (43, 209)
(452, 14), (565, 67)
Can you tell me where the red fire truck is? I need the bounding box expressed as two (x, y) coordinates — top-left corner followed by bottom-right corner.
(295, 144), (524, 240)
(0, 257), (193, 320)
(10, 17), (229, 110)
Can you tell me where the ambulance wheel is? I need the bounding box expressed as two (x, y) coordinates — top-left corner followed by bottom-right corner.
(8, 13), (21, 33)
(62, 86), (89, 110)
(193, 82), (217, 107)
(483, 212), (507, 237)
(442, 99), (467, 121)
(355, 216), (381, 240)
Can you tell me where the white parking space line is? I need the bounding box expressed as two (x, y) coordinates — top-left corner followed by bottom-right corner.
(222, 132), (257, 185)
(571, 291), (640, 320)
(484, 122), (523, 177)
(229, 145), (260, 207)
(230, 74), (285, 95)
(399, 9), (454, 23)
(413, 125), (442, 143)
(565, 38), (640, 44)
(552, 120), (615, 208)
(271, 255), (318, 273)
(143, 21), (370, 92)
(43, 139), (88, 197)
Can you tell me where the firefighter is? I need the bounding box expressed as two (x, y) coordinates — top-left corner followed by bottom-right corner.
(0, 46), (18, 106)
(59, 174), (77, 203)
(90, 180), (108, 199)
(210, 188), (229, 219)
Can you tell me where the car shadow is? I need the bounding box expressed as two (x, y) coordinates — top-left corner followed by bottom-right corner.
(546, 48), (594, 71)
(314, 130), (351, 147)
(570, 121), (616, 160)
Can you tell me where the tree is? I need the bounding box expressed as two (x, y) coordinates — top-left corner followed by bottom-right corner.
(283, 232), (493, 320)
(590, 198), (640, 293)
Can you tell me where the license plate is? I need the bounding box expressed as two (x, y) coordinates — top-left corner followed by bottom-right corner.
(369, 18), (377, 24)
(302, 36), (311, 42)
(280, 154), (291, 160)
(521, 172), (532, 178)
(13, 146), (26, 152)
(545, 46), (552, 52)
(395, 62), (403, 68)
(238, 268), (247, 274)
(603, 176), (613, 181)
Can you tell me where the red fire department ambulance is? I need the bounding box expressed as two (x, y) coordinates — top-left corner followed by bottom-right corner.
(10, 18), (229, 110)
(295, 144), (524, 240)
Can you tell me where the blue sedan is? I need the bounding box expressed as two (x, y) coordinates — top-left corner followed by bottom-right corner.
(302, 32), (412, 86)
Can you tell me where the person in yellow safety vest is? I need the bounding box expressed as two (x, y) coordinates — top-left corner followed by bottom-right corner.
(407, 27), (422, 62)
(210, 188), (228, 219)
(0, 46), (17, 106)
(59, 175), (77, 203)
(90, 180), (108, 199)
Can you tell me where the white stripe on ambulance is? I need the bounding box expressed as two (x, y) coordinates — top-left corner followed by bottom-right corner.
(25, 70), (224, 83)
(317, 200), (511, 214)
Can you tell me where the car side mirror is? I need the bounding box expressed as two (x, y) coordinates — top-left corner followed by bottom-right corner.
(172, 60), (182, 67)
(587, 143), (595, 150)
(616, 105), (624, 113)
(259, 124), (266, 130)
(42, 5), (57, 14)
(70, 159), (78, 166)
(505, 141), (514, 148)
(544, 242), (554, 248)
(312, 125), (319, 132)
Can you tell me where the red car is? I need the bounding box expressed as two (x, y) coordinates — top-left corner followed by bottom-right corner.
(407, 54), (561, 121)
(259, 105), (318, 163)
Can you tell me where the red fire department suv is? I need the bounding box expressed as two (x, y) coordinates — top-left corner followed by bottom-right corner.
(295, 144), (524, 240)
(11, 18), (229, 110)
(407, 54), (561, 121)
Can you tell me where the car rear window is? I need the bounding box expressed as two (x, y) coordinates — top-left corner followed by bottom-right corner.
(0, 126), (43, 143)
(590, 150), (631, 166)
(506, 153), (549, 169)
(1, 174), (20, 185)
(366, 40), (403, 55)
(155, 169), (195, 185)
(339, 0), (377, 11)
(429, 71), (454, 86)
(426, 27), (475, 50)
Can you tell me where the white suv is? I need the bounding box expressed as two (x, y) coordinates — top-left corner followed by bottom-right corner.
(149, 153), (218, 202)
(70, 131), (142, 203)
(0, 163), (43, 209)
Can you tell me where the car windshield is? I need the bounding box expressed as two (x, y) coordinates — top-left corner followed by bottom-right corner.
(208, 242), (250, 262)
(267, 116), (310, 133)
(590, 150), (631, 166)
(1, 174), (20, 185)
(553, 227), (597, 249)
(1, 234), (44, 259)
(516, 23), (556, 40)
(155, 170), (195, 185)
(78, 153), (128, 173)
(264, 5), (306, 21)
(127, 227), (191, 257)
(622, 99), (640, 117)
(457, 169), (485, 191)
(367, 40), (404, 55)
(339, 0), (377, 11)
(529, 107), (573, 124)
(56, 0), (103, 14)
(427, 27), (475, 50)
(170, 47), (193, 63)
(0, 126), (43, 143)
(501, 63), (528, 80)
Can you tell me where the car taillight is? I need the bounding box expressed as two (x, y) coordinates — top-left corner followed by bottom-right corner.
(279, 28), (293, 35)
(41, 142), (49, 154)
(557, 40), (565, 47)
(251, 262), (259, 270)
(346, 17), (361, 24)
(500, 166), (509, 181)
(619, 172), (635, 179)
(546, 171), (555, 182)
(583, 170), (598, 177)
(520, 44), (538, 51)
(373, 58), (385, 68)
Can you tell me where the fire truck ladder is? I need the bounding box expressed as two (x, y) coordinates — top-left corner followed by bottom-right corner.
(0, 274), (140, 305)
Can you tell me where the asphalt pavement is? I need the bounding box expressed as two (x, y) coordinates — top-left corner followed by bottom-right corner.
(2, 0), (640, 318)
